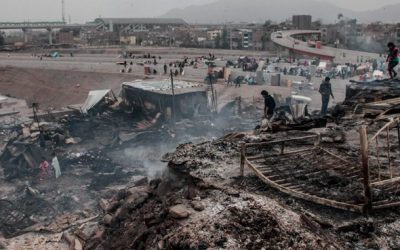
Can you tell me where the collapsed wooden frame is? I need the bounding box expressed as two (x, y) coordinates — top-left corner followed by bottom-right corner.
(240, 122), (400, 214)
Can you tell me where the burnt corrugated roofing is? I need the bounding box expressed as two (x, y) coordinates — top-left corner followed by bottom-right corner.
(122, 80), (205, 95)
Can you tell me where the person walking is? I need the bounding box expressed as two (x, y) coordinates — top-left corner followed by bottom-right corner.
(234, 76), (241, 88)
(227, 74), (233, 86)
(386, 42), (399, 79)
(39, 157), (50, 181)
(261, 90), (276, 119)
(51, 153), (61, 179)
(319, 77), (334, 116)
(163, 64), (168, 74)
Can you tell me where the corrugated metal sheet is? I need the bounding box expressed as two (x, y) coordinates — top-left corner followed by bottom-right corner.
(122, 80), (205, 95)
(81, 89), (114, 114)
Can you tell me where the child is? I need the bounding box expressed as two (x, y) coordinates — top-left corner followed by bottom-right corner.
(387, 42), (399, 79)
(39, 157), (50, 180)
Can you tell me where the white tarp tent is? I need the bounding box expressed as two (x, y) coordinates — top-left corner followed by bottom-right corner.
(373, 70), (384, 78)
(81, 89), (116, 114)
(317, 62), (327, 70)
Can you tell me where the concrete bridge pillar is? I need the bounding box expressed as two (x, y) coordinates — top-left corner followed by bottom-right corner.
(22, 28), (28, 43)
(47, 28), (53, 45)
(109, 21), (113, 32)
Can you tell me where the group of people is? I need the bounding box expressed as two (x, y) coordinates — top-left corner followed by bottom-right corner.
(259, 76), (333, 120)
(271, 42), (398, 119)
(39, 153), (61, 181)
(227, 74), (244, 88)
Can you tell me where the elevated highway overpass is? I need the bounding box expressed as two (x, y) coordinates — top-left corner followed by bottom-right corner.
(0, 18), (186, 45)
(0, 21), (96, 30)
(271, 30), (380, 63)
(0, 21), (97, 45)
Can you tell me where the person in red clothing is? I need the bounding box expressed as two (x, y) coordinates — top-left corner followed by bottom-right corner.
(39, 157), (50, 180)
(387, 42), (399, 79)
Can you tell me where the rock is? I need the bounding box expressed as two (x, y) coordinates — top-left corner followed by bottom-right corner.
(99, 199), (110, 211)
(124, 194), (148, 210)
(81, 223), (100, 238)
(113, 206), (129, 222)
(65, 137), (82, 144)
(74, 238), (83, 250)
(133, 176), (148, 187)
(226, 189), (240, 197)
(334, 135), (345, 142)
(321, 137), (334, 143)
(30, 132), (40, 138)
(22, 127), (31, 138)
(158, 240), (165, 249)
(92, 227), (105, 241)
(190, 201), (205, 211)
(124, 188), (149, 210)
(0, 238), (7, 249)
(102, 214), (112, 225)
(75, 229), (90, 242)
(106, 200), (120, 213)
(169, 205), (190, 219)
(185, 186), (198, 200)
(26, 186), (40, 196)
(127, 186), (150, 196)
(117, 189), (128, 200)
(30, 122), (39, 131)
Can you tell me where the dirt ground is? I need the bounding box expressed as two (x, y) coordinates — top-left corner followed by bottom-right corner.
(0, 47), (351, 112)
(0, 66), (137, 109)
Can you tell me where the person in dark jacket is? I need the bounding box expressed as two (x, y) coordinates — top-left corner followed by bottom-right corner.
(261, 90), (276, 118)
(319, 77), (334, 116)
(164, 64), (168, 74)
(387, 42), (399, 79)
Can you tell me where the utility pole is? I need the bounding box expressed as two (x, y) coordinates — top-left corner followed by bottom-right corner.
(208, 72), (217, 113)
(230, 25), (233, 50)
(170, 70), (176, 126)
(61, 0), (66, 23)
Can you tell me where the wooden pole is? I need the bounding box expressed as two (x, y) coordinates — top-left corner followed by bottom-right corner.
(240, 143), (246, 177)
(280, 141), (285, 155)
(170, 70), (176, 126)
(208, 72), (215, 112)
(386, 127), (392, 178)
(376, 137), (381, 181)
(397, 122), (400, 150)
(214, 89), (218, 113)
(314, 134), (321, 148)
(360, 125), (372, 215)
(237, 96), (242, 115)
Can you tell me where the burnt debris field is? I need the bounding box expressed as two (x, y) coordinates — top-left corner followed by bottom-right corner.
(1, 49), (400, 249)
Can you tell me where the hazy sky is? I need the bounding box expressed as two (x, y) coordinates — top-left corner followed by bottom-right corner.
(0, 0), (398, 23)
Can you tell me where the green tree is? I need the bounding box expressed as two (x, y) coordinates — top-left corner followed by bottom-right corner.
(263, 20), (272, 28)
(221, 28), (229, 49)
(214, 34), (221, 49)
(261, 33), (269, 51)
(0, 33), (4, 46)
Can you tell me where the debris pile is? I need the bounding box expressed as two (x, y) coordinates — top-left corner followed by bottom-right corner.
(85, 174), (332, 250)
(5, 75), (400, 249)
(343, 79), (400, 118)
(0, 121), (70, 179)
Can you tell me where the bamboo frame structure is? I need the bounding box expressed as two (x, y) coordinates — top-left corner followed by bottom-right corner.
(239, 122), (400, 213)
(240, 134), (364, 213)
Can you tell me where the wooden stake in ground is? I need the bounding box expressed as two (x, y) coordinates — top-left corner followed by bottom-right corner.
(360, 125), (372, 215)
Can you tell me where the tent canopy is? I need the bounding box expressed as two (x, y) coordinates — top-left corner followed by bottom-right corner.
(81, 89), (116, 114)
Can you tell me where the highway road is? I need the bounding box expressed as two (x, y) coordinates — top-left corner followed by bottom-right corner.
(271, 30), (382, 64)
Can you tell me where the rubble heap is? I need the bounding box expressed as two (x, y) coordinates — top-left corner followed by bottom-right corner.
(86, 175), (333, 250)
